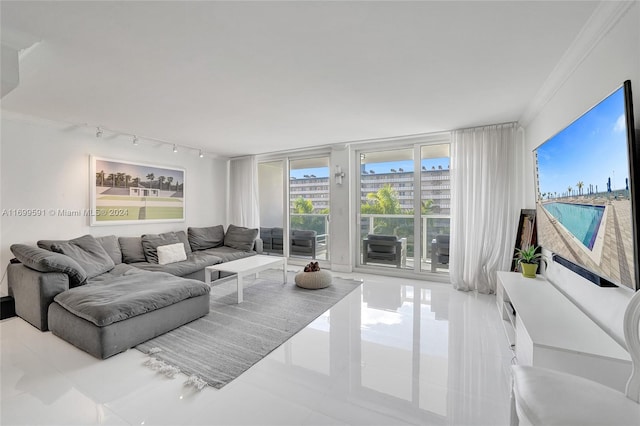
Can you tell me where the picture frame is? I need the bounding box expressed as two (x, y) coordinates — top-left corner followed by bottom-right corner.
(511, 209), (537, 272)
(90, 156), (185, 226)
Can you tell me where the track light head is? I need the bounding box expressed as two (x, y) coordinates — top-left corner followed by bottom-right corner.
(132, 136), (139, 146)
(96, 127), (103, 138)
(173, 144), (178, 153)
(199, 150), (204, 158)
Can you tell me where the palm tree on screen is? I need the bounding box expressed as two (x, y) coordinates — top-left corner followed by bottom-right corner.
(146, 173), (155, 189)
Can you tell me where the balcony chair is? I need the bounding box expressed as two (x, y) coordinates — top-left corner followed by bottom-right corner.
(431, 234), (450, 272)
(510, 288), (640, 425)
(290, 229), (319, 259)
(260, 227), (283, 254)
(362, 234), (407, 268)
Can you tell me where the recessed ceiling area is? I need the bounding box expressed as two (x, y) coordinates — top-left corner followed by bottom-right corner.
(1, 1), (599, 157)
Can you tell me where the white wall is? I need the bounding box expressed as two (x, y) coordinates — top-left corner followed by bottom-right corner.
(0, 114), (227, 295)
(523, 3), (640, 347)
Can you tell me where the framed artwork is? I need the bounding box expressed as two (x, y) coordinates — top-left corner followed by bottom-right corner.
(511, 209), (537, 272)
(90, 156), (185, 226)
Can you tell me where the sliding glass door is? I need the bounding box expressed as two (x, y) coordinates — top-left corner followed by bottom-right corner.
(359, 148), (415, 270)
(289, 157), (330, 262)
(358, 142), (450, 274)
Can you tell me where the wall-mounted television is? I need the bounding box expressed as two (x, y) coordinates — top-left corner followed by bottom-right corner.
(534, 80), (639, 291)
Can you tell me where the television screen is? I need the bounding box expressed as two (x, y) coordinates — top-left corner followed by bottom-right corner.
(534, 80), (639, 291)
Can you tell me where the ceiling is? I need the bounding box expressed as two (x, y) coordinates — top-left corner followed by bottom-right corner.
(1, 1), (599, 157)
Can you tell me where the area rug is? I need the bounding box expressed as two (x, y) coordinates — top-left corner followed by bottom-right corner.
(136, 269), (362, 389)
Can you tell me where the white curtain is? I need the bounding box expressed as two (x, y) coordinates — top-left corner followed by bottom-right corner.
(228, 156), (260, 228)
(450, 123), (524, 293)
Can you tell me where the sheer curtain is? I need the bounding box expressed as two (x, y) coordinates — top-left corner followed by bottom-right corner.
(227, 156), (260, 228)
(450, 123), (524, 293)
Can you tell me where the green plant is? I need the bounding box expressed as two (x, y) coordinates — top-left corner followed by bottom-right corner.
(514, 245), (547, 268)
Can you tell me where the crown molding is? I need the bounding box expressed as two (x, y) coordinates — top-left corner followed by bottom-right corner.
(519, 1), (636, 127)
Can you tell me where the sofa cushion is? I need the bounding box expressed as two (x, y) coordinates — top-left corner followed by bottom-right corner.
(174, 230), (193, 255)
(38, 235), (122, 265)
(95, 235), (122, 265)
(188, 225), (225, 251)
(130, 251), (223, 277)
(10, 244), (88, 287)
(53, 269), (211, 327)
(141, 233), (181, 264)
(201, 246), (257, 263)
(224, 224), (258, 251)
(119, 236), (146, 263)
(157, 243), (188, 265)
(51, 235), (115, 279)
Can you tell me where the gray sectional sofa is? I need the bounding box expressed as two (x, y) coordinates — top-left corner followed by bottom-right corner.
(7, 224), (260, 359)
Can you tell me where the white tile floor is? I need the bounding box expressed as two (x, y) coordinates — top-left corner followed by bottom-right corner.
(1, 272), (513, 425)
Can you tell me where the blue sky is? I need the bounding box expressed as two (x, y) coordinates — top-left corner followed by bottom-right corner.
(290, 158), (449, 179)
(536, 86), (630, 196)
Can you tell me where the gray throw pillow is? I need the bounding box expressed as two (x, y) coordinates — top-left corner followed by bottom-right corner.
(96, 235), (122, 265)
(37, 239), (68, 251)
(10, 244), (88, 287)
(188, 225), (225, 251)
(174, 230), (193, 255)
(51, 234), (115, 279)
(141, 232), (181, 263)
(118, 236), (146, 263)
(224, 224), (258, 251)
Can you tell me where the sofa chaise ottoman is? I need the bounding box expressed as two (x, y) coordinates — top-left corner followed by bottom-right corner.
(48, 263), (210, 359)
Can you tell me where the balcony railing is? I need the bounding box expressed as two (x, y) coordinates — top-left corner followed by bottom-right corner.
(287, 213), (449, 270)
(361, 213), (450, 267)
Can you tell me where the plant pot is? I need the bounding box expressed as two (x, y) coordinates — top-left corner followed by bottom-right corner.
(521, 263), (538, 278)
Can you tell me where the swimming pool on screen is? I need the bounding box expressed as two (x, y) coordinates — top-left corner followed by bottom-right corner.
(542, 202), (605, 250)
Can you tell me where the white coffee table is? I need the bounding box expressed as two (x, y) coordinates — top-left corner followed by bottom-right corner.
(204, 255), (287, 303)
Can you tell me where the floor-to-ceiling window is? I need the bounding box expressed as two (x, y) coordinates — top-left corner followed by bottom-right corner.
(359, 148), (415, 270)
(420, 144), (450, 273)
(289, 157), (330, 262)
(258, 155), (331, 264)
(358, 140), (450, 274)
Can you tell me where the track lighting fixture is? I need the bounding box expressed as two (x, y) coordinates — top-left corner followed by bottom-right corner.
(86, 123), (206, 157)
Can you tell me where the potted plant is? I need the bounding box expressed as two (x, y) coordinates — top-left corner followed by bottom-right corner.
(514, 245), (547, 278)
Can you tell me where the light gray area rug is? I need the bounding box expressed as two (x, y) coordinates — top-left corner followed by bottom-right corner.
(136, 269), (361, 389)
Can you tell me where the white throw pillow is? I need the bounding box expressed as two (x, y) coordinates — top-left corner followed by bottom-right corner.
(157, 243), (187, 265)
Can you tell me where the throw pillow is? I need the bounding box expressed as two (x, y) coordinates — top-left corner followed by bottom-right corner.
(10, 244), (88, 287)
(188, 225), (225, 251)
(157, 243), (188, 265)
(174, 230), (193, 255)
(51, 234), (115, 279)
(96, 235), (122, 265)
(118, 236), (146, 263)
(141, 232), (181, 263)
(224, 224), (258, 251)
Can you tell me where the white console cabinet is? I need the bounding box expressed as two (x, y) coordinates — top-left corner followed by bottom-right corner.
(496, 271), (631, 392)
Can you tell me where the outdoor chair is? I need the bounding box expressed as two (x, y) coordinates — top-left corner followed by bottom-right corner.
(290, 229), (319, 258)
(431, 234), (450, 272)
(362, 234), (407, 268)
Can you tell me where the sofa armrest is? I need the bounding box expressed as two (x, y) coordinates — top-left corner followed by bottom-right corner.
(8, 263), (69, 331)
(254, 238), (264, 254)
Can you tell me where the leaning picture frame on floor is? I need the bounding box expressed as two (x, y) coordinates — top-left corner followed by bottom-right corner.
(89, 156), (185, 226)
(511, 209), (537, 272)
